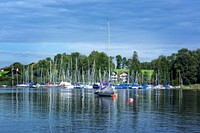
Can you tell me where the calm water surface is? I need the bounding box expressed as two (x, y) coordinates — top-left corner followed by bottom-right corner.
(0, 87), (200, 133)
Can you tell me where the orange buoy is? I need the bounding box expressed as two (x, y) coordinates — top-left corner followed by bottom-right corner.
(129, 98), (134, 103)
(112, 94), (116, 99)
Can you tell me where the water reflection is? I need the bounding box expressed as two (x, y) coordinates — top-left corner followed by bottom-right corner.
(0, 88), (200, 132)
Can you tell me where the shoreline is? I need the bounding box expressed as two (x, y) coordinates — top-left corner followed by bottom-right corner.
(180, 84), (200, 90)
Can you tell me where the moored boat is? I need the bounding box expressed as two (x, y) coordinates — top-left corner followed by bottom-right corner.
(96, 84), (116, 97)
(115, 84), (131, 89)
(131, 83), (139, 89)
(1, 85), (7, 87)
(16, 83), (29, 87)
(59, 81), (74, 89)
(96, 20), (117, 97)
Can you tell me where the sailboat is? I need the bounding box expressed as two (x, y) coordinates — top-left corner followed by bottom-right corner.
(96, 20), (116, 97)
(97, 82), (116, 97)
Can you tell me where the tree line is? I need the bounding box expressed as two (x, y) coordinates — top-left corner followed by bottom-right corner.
(0, 48), (199, 86)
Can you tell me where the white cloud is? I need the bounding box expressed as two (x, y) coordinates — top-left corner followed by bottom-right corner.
(0, 41), (198, 68)
(0, 50), (53, 58)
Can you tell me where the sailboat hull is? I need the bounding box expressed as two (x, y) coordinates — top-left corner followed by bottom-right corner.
(96, 86), (116, 97)
(97, 91), (114, 97)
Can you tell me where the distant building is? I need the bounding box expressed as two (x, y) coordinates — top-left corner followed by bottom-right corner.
(119, 71), (128, 82)
(111, 71), (118, 81)
(7, 68), (21, 75)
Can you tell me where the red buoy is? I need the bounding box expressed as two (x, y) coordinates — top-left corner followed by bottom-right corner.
(129, 98), (134, 103)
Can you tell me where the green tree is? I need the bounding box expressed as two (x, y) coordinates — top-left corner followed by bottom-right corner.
(129, 51), (140, 72)
(122, 57), (127, 69)
(174, 48), (198, 85)
(151, 55), (170, 85)
(196, 49), (200, 83)
(116, 55), (122, 69)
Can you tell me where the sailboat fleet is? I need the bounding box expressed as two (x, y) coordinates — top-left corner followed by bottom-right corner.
(13, 66), (177, 90)
(9, 21), (180, 91)
(12, 62), (178, 90)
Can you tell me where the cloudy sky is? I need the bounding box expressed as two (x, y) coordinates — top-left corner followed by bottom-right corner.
(0, 0), (200, 68)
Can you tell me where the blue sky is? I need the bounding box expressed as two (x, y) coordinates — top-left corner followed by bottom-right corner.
(0, 0), (200, 68)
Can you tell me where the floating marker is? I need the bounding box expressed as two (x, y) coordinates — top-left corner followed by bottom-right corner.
(129, 98), (134, 103)
(112, 94), (116, 99)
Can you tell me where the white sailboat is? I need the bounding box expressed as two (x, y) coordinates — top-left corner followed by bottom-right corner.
(59, 81), (74, 89)
(97, 20), (116, 97)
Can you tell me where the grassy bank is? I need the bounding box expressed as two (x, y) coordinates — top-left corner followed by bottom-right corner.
(180, 84), (200, 90)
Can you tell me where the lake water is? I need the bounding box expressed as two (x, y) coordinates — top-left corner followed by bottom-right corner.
(0, 87), (200, 133)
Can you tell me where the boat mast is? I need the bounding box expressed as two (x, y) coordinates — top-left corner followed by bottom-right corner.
(107, 20), (111, 81)
(11, 65), (14, 87)
(50, 60), (52, 83)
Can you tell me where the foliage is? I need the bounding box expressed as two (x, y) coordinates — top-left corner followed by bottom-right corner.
(129, 51), (140, 73)
(0, 71), (9, 76)
(0, 48), (199, 86)
(116, 55), (122, 69)
(173, 48), (198, 85)
(114, 69), (129, 74)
